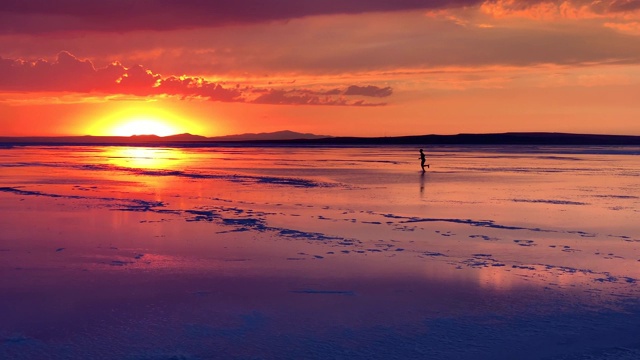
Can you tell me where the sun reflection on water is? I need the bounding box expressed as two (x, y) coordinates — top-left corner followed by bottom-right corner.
(104, 147), (186, 170)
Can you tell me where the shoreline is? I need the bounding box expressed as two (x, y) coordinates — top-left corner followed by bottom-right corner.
(2, 132), (640, 147)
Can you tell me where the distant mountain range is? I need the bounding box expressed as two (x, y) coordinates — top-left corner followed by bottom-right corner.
(305, 132), (640, 146)
(207, 130), (330, 141)
(1, 131), (639, 146)
(0, 130), (329, 144)
(153, 130), (330, 142)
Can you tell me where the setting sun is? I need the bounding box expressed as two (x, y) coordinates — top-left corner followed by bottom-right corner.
(82, 103), (208, 137)
(112, 118), (177, 137)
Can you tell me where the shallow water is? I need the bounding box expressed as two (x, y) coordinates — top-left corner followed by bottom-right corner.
(1, 145), (639, 359)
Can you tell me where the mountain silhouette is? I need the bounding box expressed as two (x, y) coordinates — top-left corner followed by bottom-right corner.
(208, 130), (330, 141)
(1, 131), (639, 146)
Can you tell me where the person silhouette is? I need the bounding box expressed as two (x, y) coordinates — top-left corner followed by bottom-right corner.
(419, 149), (429, 172)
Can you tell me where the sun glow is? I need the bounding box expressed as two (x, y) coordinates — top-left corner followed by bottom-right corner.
(112, 118), (177, 137)
(85, 104), (208, 137)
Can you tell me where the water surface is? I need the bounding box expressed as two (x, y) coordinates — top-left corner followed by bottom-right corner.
(1, 145), (639, 359)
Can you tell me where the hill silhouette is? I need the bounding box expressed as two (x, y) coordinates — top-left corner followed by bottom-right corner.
(208, 130), (329, 141)
(1, 131), (639, 146)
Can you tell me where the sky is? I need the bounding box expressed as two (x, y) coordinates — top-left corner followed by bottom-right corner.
(1, 0), (640, 137)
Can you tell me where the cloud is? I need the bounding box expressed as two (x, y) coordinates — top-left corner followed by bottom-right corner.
(253, 90), (340, 106)
(604, 20), (640, 34)
(0, 0), (482, 34)
(0, 52), (390, 106)
(4, 0), (639, 35)
(252, 89), (385, 106)
(608, 0), (640, 13)
(344, 85), (392, 97)
(479, 0), (640, 20)
(4, 4), (640, 78)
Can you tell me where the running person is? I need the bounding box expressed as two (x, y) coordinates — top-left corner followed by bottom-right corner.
(419, 149), (429, 172)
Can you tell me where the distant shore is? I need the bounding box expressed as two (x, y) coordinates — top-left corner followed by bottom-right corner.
(1, 132), (640, 147)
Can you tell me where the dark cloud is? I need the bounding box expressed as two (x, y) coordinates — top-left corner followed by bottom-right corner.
(0, 52), (390, 106)
(253, 90), (335, 105)
(607, 0), (640, 12)
(252, 89), (385, 106)
(3, 0), (638, 36)
(322, 88), (343, 95)
(344, 85), (392, 97)
(0, 0), (481, 34)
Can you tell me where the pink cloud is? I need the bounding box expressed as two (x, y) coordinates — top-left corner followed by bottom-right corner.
(479, 0), (640, 20)
(0, 52), (390, 106)
(604, 20), (640, 34)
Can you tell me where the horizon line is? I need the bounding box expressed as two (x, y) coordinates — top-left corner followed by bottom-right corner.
(2, 131), (640, 139)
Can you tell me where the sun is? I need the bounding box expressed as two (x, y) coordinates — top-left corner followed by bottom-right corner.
(112, 117), (177, 137)
(84, 103), (208, 137)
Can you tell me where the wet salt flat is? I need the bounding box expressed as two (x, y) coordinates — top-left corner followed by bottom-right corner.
(1, 144), (639, 359)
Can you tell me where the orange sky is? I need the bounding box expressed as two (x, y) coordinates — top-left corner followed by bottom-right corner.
(1, 1), (640, 137)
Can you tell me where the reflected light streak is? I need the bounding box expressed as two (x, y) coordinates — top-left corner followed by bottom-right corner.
(472, 261), (634, 295)
(99, 147), (189, 194)
(104, 147), (186, 170)
(476, 267), (517, 291)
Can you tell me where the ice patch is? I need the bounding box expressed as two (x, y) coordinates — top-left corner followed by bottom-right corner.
(422, 251), (446, 257)
(291, 289), (355, 295)
(403, 216), (551, 232)
(469, 234), (498, 241)
(109, 260), (134, 266)
(512, 198), (589, 205)
(36, 161), (335, 188)
(514, 239), (536, 247)
(125, 350), (200, 360)
(0, 186), (166, 212)
(2, 333), (33, 345)
(593, 194), (640, 199)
